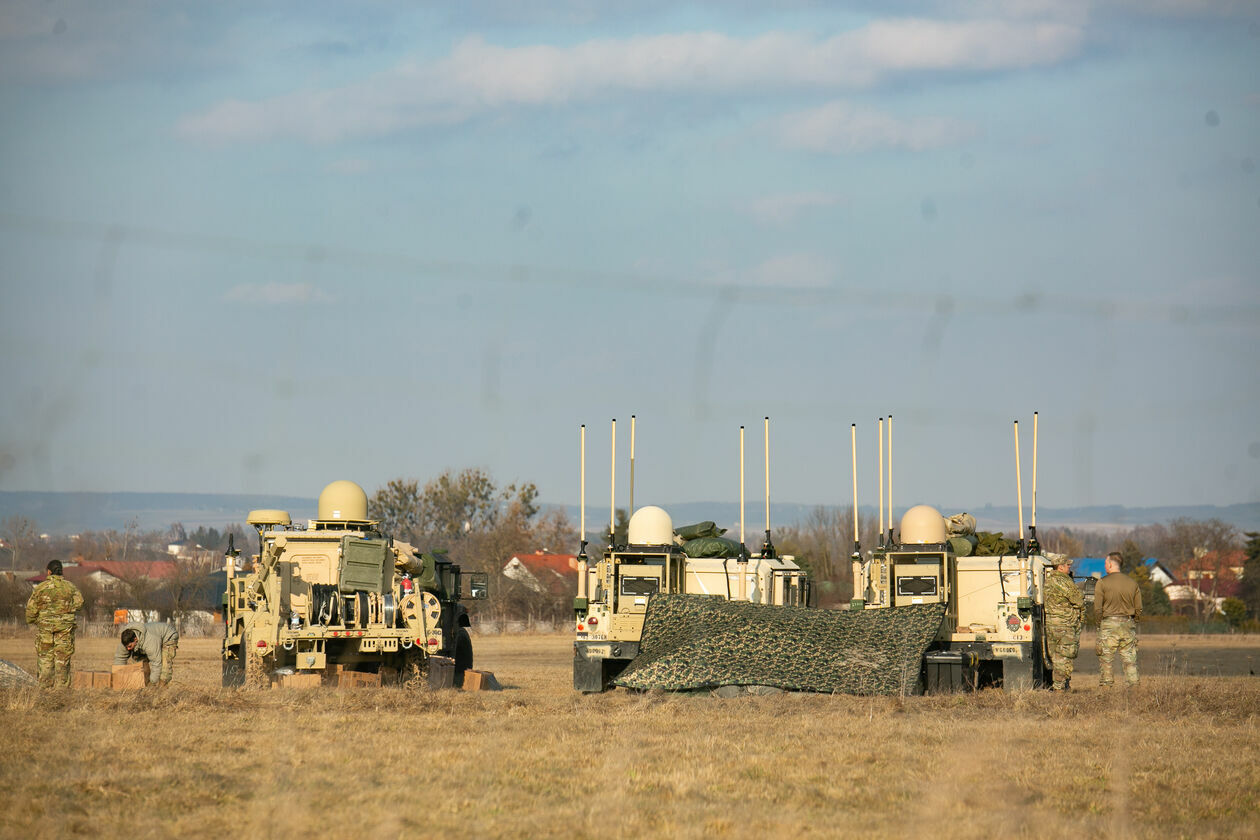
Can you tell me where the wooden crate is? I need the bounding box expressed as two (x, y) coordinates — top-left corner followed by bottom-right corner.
(278, 672), (322, 688)
(73, 671), (112, 689)
(461, 670), (503, 692)
(338, 670), (381, 688)
(111, 663), (150, 690)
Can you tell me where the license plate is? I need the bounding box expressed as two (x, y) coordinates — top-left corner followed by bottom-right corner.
(584, 644), (612, 658)
(991, 644), (1023, 658)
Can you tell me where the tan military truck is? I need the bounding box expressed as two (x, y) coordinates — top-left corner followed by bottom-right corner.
(852, 504), (1058, 691)
(222, 480), (488, 688)
(573, 505), (812, 692)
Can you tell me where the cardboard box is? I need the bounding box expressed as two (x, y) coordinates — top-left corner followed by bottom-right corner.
(73, 670), (112, 689)
(461, 670), (503, 692)
(338, 670), (382, 688)
(278, 672), (322, 688)
(427, 656), (455, 690)
(111, 662), (150, 690)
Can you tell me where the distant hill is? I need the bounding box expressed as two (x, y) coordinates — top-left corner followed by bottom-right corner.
(1, 491), (1255, 536)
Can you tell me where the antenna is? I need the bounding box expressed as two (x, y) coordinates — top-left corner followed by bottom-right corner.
(629, 415), (636, 516)
(887, 413), (894, 546)
(761, 416), (775, 558)
(878, 417), (885, 548)
(850, 423), (860, 557)
(1029, 411), (1039, 552)
(1014, 419), (1026, 556)
(609, 418), (616, 545)
(580, 425), (587, 551)
(577, 424), (588, 601)
(738, 425), (748, 600)
(739, 425), (746, 546)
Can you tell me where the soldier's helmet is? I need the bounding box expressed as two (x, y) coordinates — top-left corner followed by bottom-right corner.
(1046, 552), (1070, 568)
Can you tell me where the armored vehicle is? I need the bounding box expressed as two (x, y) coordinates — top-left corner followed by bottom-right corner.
(222, 480), (488, 688)
(573, 505), (812, 692)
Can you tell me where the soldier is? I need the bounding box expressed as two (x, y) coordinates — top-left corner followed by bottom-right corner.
(25, 559), (85, 689)
(1094, 551), (1142, 688)
(115, 620), (180, 686)
(1042, 553), (1084, 691)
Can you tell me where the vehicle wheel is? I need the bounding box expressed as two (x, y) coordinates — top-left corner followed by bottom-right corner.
(222, 651), (244, 688)
(242, 632), (269, 690)
(401, 646), (428, 689)
(453, 627), (473, 688)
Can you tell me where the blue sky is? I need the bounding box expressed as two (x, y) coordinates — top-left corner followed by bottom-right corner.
(1, 1), (1257, 519)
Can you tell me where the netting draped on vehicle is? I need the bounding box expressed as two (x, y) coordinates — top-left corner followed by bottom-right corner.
(613, 594), (946, 695)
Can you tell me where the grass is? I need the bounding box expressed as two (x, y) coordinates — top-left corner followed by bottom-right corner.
(1, 634), (1258, 839)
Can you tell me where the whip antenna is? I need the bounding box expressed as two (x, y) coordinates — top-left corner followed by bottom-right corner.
(629, 415), (636, 517)
(878, 417), (885, 548)
(761, 417), (775, 558)
(577, 425), (588, 600)
(1030, 411), (1039, 552)
(887, 413), (894, 545)
(609, 418), (616, 545)
(739, 426), (748, 600)
(1014, 420), (1026, 554)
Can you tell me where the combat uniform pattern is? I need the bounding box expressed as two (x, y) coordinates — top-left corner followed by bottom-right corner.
(25, 575), (85, 689)
(1042, 569), (1084, 690)
(614, 594), (946, 695)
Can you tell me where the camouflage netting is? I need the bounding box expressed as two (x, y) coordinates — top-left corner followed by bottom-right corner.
(0, 659), (37, 689)
(613, 594), (946, 695)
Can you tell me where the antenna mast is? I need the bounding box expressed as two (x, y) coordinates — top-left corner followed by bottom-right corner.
(878, 417), (884, 548)
(629, 415), (636, 517)
(577, 425), (588, 601)
(1029, 411), (1039, 553)
(887, 413), (894, 546)
(761, 417), (775, 558)
(609, 418), (616, 546)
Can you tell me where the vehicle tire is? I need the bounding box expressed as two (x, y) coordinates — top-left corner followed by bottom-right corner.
(241, 631), (269, 690)
(453, 627), (473, 688)
(222, 650), (245, 688)
(401, 646), (427, 689)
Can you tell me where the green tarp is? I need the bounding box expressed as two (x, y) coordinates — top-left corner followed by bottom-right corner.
(613, 594), (946, 695)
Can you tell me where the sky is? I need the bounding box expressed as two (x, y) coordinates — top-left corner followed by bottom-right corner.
(0, 0), (1257, 520)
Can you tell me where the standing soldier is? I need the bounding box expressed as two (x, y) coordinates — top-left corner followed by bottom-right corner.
(1042, 553), (1084, 691)
(1094, 551), (1142, 688)
(115, 620), (180, 687)
(25, 559), (85, 689)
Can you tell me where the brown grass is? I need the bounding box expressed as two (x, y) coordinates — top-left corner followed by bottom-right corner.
(1, 634), (1258, 839)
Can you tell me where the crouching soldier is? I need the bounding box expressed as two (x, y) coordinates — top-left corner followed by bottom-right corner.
(115, 620), (180, 686)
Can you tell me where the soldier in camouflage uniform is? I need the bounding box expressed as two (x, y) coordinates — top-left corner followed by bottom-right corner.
(1094, 552), (1141, 687)
(1042, 554), (1084, 691)
(24, 559), (85, 689)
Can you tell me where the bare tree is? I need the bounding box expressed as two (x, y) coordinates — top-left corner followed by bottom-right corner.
(3, 515), (38, 572)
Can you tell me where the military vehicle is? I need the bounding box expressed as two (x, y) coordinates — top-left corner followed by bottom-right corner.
(573, 419), (813, 692)
(851, 504), (1056, 691)
(222, 480), (488, 688)
(851, 415), (1065, 692)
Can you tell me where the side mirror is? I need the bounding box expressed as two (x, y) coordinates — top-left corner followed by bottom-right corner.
(465, 572), (489, 600)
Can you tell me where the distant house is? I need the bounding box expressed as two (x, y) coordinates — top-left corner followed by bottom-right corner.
(503, 552), (578, 595)
(1072, 557), (1174, 586)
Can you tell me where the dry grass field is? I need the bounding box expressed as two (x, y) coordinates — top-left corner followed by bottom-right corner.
(2, 632), (1258, 840)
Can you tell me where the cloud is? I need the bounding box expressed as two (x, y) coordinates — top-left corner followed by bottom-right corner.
(224, 283), (332, 304)
(178, 19), (1082, 144)
(743, 192), (843, 226)
(776, 100), (978, 153)
(745, 253), (837, 288)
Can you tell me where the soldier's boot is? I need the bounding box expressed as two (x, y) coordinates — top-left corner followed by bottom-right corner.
(1051, 682), (1066, 691)
(1098, 660), (1114, 688)
(1064, 677), (1071, 691)
(1123, 663), (1139, 688)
